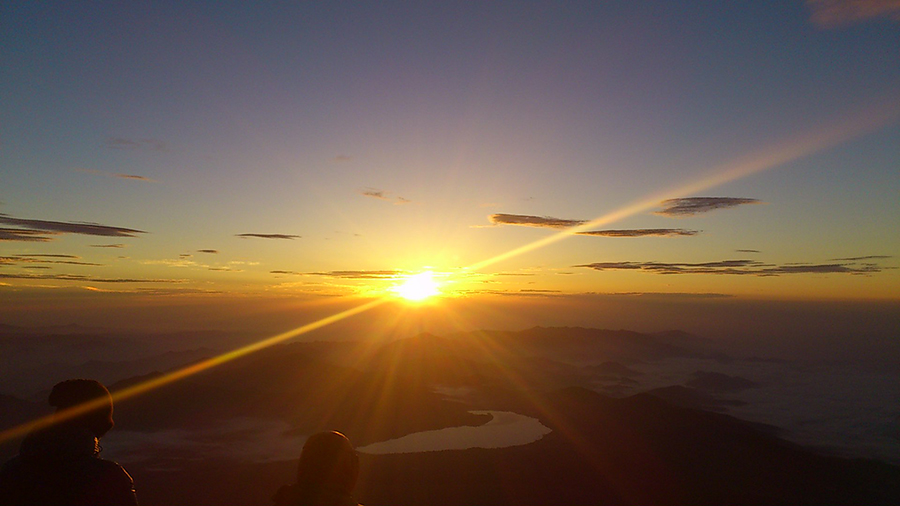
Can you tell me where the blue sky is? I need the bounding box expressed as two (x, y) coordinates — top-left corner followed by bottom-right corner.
(1, 1), (899, 331)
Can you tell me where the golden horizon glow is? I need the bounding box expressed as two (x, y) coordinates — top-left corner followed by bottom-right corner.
(2, 97), (897, 447)
(392, 271), (441, 302)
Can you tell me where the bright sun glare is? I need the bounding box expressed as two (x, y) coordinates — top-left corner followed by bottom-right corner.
(393, 271), (441, 301)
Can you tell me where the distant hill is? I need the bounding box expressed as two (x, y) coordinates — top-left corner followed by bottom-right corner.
(644, 384), (747, 412)
(686, 370), (760, 392)
(353, 387), (900, 506)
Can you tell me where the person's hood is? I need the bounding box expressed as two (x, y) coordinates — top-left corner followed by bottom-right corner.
(19, 424), (100, 463)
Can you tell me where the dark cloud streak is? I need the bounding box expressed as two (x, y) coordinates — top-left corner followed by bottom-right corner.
(0, 214), (146, 237)
(576, 258), (887, 276)
(576, 229), (699, 237)
(655, 197), (761, 217)
(489, 213), (587, 229)
(236, 233), (300, 240)
(0, 228), (59, 242)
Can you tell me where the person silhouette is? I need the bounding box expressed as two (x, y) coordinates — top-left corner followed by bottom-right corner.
(272, 431), (361, 506)
(0, 379), (137, 506)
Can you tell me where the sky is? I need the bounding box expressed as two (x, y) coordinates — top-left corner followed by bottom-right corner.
(1, 1), (899, 335)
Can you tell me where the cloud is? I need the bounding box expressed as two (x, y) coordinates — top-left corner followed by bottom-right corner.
(736, 249), (760, 253)
(76, 168), (157, 183)
(360, 188), (412, 205)
(576, 229), (699, 237)
(576, 257), (888, 276)
(90, 243), (126, 248)
(236, 233), (300, 240)
(1, 255), (103, 267)
(81, 286), (223, 295)
(105, 137), (166, 151)
(18, 254), (79, 258)
(489, 213), (587, 229)
(361, 188), (389, 200)
(0, 228), (60, 242)
(197, 249), (219, 254)
(309, 270), (401, 279)
(830, 255), (891, 261)
(0, 214), (146, 237)
(655, 197), (762, 217)
(807, 0), (900, 27)
(115, 174), (156, 182)
(0, 273), (183, 283)
(608, 292), (734, 299)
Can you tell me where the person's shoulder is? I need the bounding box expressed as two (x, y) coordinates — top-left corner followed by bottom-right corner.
(93, 458), (134, 483)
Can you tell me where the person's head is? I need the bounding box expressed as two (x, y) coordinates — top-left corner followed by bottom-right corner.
(48, 379), (115, 437)
(296, 431), (359, 493)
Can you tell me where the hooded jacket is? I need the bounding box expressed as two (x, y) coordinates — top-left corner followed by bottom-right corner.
(0, 424), (137, 506)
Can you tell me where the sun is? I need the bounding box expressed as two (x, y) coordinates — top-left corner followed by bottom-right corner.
(392, 271), (441, 302)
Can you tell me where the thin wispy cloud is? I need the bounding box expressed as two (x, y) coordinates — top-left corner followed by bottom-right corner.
(489, 213), (587, 229)
(830, 255), (891, 261)
(105, 136), (166, 151)
(77, 168), (157, 182)
(90, 243), (126, 248)
(0, 273), (183, 283)
(81, 286), (223, 296)
(576, 257), (888, 276)
(360, 188), (412, 205)
(309, 270), (401, 279)
(807, 0), (900, 27)
(576, 229), (699, 237)
(655, 197), (762, 217)
(361, 188), (389, 200)
(0, 214), (145, 237)
(197, 249), (219, 254)
(736, 249), (761, 253)
(608, 292), (734, 299)
(0, 228), (60, 242)
(1, 255), (103, 266)
(236, 233), (300, 240)
(115, 174), (155, 182)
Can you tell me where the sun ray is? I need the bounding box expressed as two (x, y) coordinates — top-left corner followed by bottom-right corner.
(2, 95), (897, 447)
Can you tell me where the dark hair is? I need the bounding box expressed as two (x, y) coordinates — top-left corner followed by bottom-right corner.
(48, 379), (115, 437)
(297, 431), (359, 492)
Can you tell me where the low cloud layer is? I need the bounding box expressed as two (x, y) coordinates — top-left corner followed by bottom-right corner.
(90, 243), (126, 248)
(197, 249), (219, 254)
(576, 229), (699, 237)
(655, 197), (761, 217)
(0, 214), (146, 238)
(807, 0), (900, 27)
(489, 214), (587, 229)
(576, 257), (888, 276)
(236, 233), (300, 240)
